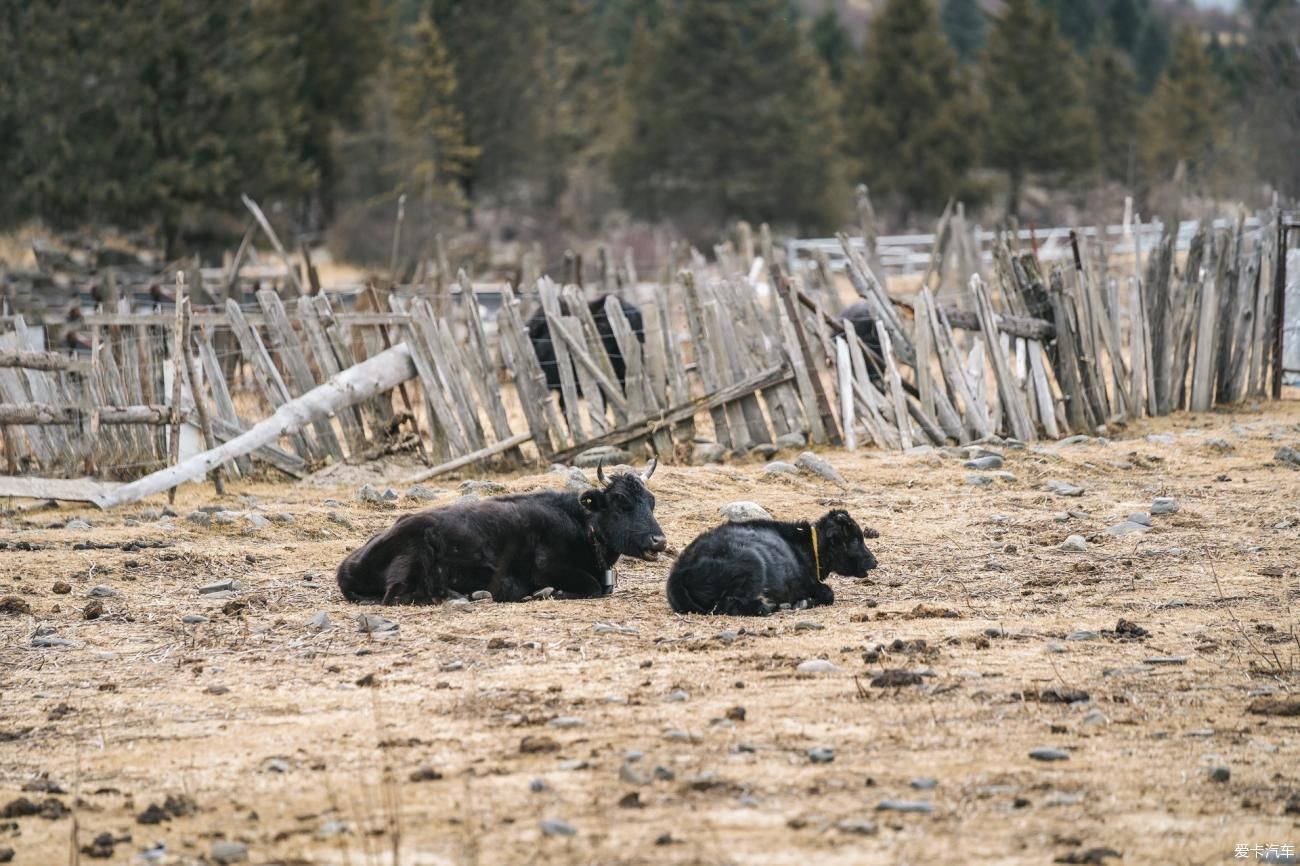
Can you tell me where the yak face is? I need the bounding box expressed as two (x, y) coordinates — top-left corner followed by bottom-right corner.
(815, 509), (878, 578)
(579, 460), (666, 562)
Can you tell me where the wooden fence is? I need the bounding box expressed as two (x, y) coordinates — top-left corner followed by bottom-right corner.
(0, 206), (1294, 501)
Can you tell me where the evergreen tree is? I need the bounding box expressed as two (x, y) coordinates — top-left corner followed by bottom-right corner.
(1038, 0), (1103, 50)
(431, 0), (549, 203)
(1107, 0), (1144, 54)
(1134, 13), (1172, 91)
(981, 0), (1097, 216)
(1084, 32), (1142, 186)
(811, 9), (853, 83)
(1144, 28), (1225, 187)
(843, 0), (978, 218)
(393, 15), (477, 210)
(613, 0), (845, 237)
(941, 0), (986, 62)
(1242, 2), (1300, 195)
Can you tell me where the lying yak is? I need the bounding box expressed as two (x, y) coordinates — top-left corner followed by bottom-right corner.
(337, 461), (666, 605)
(666, 509), (878, 616)
(526, 294), (644, 397)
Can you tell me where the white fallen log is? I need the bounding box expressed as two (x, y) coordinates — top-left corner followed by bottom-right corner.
(92, 344), (417, 509)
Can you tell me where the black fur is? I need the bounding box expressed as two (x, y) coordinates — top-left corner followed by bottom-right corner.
(337, 471), (666, 605)
(526, 294), (645, 395)
(842, 301), (884, 385)
(666, 510), (878, 616)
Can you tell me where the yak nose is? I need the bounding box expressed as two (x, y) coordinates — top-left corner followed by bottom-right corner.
(649, 534), (668, 552)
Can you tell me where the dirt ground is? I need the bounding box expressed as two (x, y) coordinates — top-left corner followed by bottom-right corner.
(3, 404), (1300, 866)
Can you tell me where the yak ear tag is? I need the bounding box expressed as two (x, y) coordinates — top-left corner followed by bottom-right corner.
(602, 568), (615, 596)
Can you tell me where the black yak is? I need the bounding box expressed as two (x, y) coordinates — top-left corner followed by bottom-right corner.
(666, 509), (878, 616)
(337, 461), (666, 605)
(526, 295), (644, 396)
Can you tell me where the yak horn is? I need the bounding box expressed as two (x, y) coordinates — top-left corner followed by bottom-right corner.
(641, 457), (657, 481)
(596, 459), (607, 484)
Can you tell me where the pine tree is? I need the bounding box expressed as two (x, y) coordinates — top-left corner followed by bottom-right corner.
(811, 9), (853, 83)
(1144, 28), (1225, 187)
(941, 0), (986, 62)
(393, 15), (477, 210)
(1038, 0), (1103, 50)
(843, 0), (978, 218)
(1084, 32), (1141, 186)
(431, 0), (549, 203)
(1133, 13), (1172, 91)
(613, 0), (845, 237)
(1242, 2), (1300, 195)
(1107, 0), (1144, 54)
(981, 0), (1097, 216)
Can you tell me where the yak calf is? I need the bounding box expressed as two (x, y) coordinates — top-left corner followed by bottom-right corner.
(666, 509), (877, 616)
(337, 462), (666, 605)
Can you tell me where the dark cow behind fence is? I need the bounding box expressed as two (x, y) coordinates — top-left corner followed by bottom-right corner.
(666, 509), (878, 616)
(337, 461), (666, 605)
(526, 294), (645, 397)
(841, 301), (885, 384)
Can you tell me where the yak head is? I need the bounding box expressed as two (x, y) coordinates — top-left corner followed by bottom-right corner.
(814, 509), (878, 578)
(579, 459), (667, 562)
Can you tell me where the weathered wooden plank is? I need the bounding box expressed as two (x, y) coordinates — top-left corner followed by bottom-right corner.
(0, 476), (123, 502)
(196, 328), (250, 476)
(225, 299), (315, 461)
(257, 289), (343, 459)
(772, 265), (841, 445)
(538, 279), (587, 439)
(400, 299), (468, 459)
(971, 276), (1035, 442)
(836, 336), (855, 450)
(297, 297), (367, 456)
(459, 272), (523, 466)
(1027, 341), (1061, 439)
(498, 283), (564, 453)
(875, 322), (913, 450)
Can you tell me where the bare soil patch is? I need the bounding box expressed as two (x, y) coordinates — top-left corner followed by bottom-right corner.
(2, 405), (1299, 865)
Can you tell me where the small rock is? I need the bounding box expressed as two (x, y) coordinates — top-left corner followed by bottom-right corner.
(211, 511), (238, 526)
(243, 513), (270, 530)
(870, 670), (923, 687)
(440, 660), (465, 672)
(31, 634), (77, 648)
(186, 511), (212, 528)
(1147, 433), (1176, 445)
(910, 777), (938, 790)
(1127, 512), (1152, 527)
(965, 474), (993, 487)
(469, 590), (493, 602)
(793, 620), (824, 631)
(540, 818), (576, 838)
(204, 685), (230, 695)
(796, 659), (840, 674)
(762, 461), (799, 477)
(460, 479), (507, 496)
(1046, 480), (1085, 497)
(1106, 520), (1150, 536)
(836, 818), (877, 835)
(405, 485), (442, 501)
(326, 511), (353, 529)
(691, 442), (726, 465)
(198, 579), (237, 595)
(356, 613), (398, 633)
(719, 500), (772, 522)
(667, 689), (689, 702)
(137, 802), (170, 824)
(1275, 446), (1300, 467)
(662, 729), (694, 743)
(993, 471), (1018, 483)
(1151, 497), (1179, 515)
(876, 800), (933, 814)
(211, 840), (249, 864)
(1142, 656), (1187, 666)
(307, 612), (332, 632)
(548, 716), (583, 728)
(807, 746), (834, 764)
(87, 585), (116, 598)
(52, 581), (72, 595)
(795, 451), (846, 485)
(1081, 709), (1108, 728)
(444, 598), (472, 612)
(654, 765), (676, 781)
(65, 519), (91, 531)
(775, 432), (807, 449)
(1028, 747), (1069, 762)
(82, 600), (104, 621)
(381, 487), (399, 502)
(1065, 630), (1100, 641)
(1059, 535), (1088, 552)
(964, 455), (1004, 470)
(182, 614), (208, 625)
(262, 758), (290, 773)
(269, 512), (296, 524)
(1057, 435), (1091, 446)
(357, 484), (381, 503)
(619, 763), (650, 785)
(529, 778), (547, 792)
(1208, 766), (1230, 783)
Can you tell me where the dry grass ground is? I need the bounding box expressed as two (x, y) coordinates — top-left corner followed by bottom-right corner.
(2, 404), (1300, 866)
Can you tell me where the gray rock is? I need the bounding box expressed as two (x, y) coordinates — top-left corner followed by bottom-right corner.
(619, 763), (650, 785)
(662, 729), (694, 743)
(182, 614), (209, 625)
(793, 620), (824, 631)
(1059, 535), (1088, 552)
(444, 598), (473, 612)
(720, 501), (772, 522)
(357, 484), (381, 503)
(1065, 630), (1100, 641)
(441, 660), (465, 672)
(470, 590), (493, 602)
(964, 455), (1004, 470)
(667, 689), (689, 702)
(31, 634), (77, 648)
(751, 443), (779, 460)
(1127, 512), (1152, 527)
(244, 513), (271, 530)
(993, 471), (1018, 483)
(1204, 437), (1234, 453)
(381, 487), (399, 502)
(548, 716), (583, 728)
(529, 778), (547, 793)
(796, 659), (840, 674)
(211, 841), (249, 864)
(691, 442), (726, 465)
(1277, 446), (1300, 468)
(1208, 766), (1230, 783)
(1045, 641), (1067, 653)
(653, 765), (676, 781)
(1028, 747), (1070, 762)
(269, 512), (296, 524)
(263, 758), (290, 773)
(965, 474), (993, 486)
(405, 485), (442, 501)
(807, 746), (835, 764)
(563, 468), (592, 492)
(836, 819), (878, 835)
(714, 630), (738, 645)
(307, 612), (332, 632)
(762, 461), (799, 477)
(910, 777), (938, 790)
(65, 518), (91, 531)
(1146, 433), (1176, 445)
(574, 446), (632, 468)
(795, 451), (846, 485)
(211, 511), (238, 525)
(1046, 479), (1085, 497)
(775, 432), (807, 449)
(1053, 512), (1072, 523)
(198, 579), (238, 595)
(540, 819), (577, 838)
(356, 613), (398, 633)
(593, 623), (638, 635)
(460, 480), (507, 496)
(1142, 656), (1187, 665)
(1106, 520), (1151, 536)
(1081, 709), (1108, 727)
(326, 511), (353, 529)
(186, 511), (212, 528)
(1057, 435), (1092, 446)
(87, 584), (116, 598)
(876, 800), (933, 813)
(1151, 497), (1179, 515)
